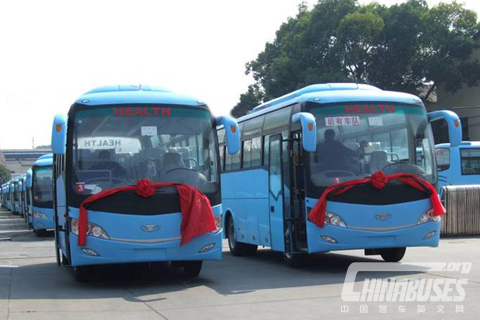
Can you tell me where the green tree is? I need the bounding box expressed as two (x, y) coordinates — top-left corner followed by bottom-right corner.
(231, 84), (264, 118)
(231, 0), (480, 117)
(0, 163), (11, 185)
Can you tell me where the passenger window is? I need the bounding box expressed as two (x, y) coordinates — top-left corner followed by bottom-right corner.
(219, 145), (225, 172)
(225, 152), (232, 171)
(231, 147), (241, 170)
(263, 107), (292, 131)
(251, 137), (262, 167)
(243, 116), (264, 137)
(435, 148), (450, 171)
(217, 129), (225, 145)
(243, 140), (252, 168)
(263, 135), (270, 166)
(460, 148), (480, 175)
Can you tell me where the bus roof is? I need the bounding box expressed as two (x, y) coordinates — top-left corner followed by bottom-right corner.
(436, 141), (480, 149)
(75, 85), (205, 107)
(38, 153), (53, 160)
(34, 156), (53, 167)
(237, 83), (423, 123)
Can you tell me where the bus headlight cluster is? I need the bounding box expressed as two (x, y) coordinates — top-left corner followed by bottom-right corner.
(33, 211), (48, 220)
(325, 212), (347, 228)
(214, 215), (222, 231)
(416, 209), (440, 225)
(70, 219), (110, 240)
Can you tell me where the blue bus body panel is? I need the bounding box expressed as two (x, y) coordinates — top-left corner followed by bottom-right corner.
(32, 207), (54, 231)
(221, 169), (272, 247)
(67, 205), (223, 266)
(305, 197), (440, 253)
(436, 142), (480, 195)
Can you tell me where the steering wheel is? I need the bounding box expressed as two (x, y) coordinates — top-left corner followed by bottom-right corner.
(319, 170), (356, 178)
(83, 177), (130, 185)
(164, 167), (197, 175)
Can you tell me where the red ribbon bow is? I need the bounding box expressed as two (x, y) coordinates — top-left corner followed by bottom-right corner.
(308, 171), (446, 228)
(78, 179), (216, 247)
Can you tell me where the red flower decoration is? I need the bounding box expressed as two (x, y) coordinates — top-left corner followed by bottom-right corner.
(135, 179), (156, 197)
(371, 171), (388, 189)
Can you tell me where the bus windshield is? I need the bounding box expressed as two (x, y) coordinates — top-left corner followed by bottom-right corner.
(72, 105), (218, 195)
(307, 102), (436, 187)
(34, 167), (53, 202)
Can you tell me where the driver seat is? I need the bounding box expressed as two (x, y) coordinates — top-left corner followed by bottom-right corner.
(370, 151), (389, 173)
(162, 152), (184, 173)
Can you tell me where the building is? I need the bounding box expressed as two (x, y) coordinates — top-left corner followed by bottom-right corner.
(0, 149), (51, 177)
(433, 32), (480, 143)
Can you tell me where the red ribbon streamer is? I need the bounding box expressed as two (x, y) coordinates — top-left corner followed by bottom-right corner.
(78, 179), (216, 247)
(308, 171), (446, 228)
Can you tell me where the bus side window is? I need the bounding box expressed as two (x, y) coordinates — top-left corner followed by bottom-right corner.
(435, 148), (450, 171)
(231, 147), (241, 171)
(243, 140), (252, 169)
(225, 151), (232, 171)
(460, 148), (480, 175)
(263, 135), (270, 166)
(251, 136), (262, 167)
(219, 145), (225, 172)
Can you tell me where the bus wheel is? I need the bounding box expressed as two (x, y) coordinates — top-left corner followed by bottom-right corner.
(243, 244), (258, 256)
(61, 254), (70, 266)
(173, 261), (203, 277)
(283, 252), (304, 268)
(227, 217), (245, 256)
(73, 266), (91, 282)
(380, 247), (406, 262)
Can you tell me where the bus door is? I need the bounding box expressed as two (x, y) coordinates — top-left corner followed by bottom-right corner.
(290, 131), (308, 251)
(268, 135), (285, 252)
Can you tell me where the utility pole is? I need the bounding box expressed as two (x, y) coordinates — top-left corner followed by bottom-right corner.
(32, 137), (34, 149)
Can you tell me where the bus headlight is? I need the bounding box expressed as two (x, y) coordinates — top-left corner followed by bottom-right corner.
(325, 212), (347, 228)
(71, 219), (110, 240)
(33, 212), (48, 219)
(416, 209), (440, 225)
(214, 215), (222, 231)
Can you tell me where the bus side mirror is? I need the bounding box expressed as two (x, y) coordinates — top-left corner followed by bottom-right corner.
(216, 116), (240, 155)
(292, 112), (317, 152)
(52, 113), (68, 155)
(26, 170), (32, 188)
(428, 110), (462, 148)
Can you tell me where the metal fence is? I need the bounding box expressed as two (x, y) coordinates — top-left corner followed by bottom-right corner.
(441, 185), (480, 236)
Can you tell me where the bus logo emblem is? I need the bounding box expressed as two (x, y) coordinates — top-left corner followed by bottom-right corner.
(141, 224), (160, 232)
(374, 213), (391, 221)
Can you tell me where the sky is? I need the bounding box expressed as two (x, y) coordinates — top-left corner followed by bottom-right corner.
(0, 0), (479, 149)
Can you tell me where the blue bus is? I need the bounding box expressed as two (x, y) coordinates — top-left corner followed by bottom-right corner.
(219, 83), (459, 266)
(31, 155), (54, 234)
(25, 169), (33, 226)
(12, 179), (22, 214)
(50, 85), (239, 281)
(4, 183), (12, 211)
(0, 184), (6, 208)
(436, 141), (480, 195)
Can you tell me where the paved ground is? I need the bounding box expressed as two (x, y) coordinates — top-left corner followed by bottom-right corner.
(1, 207), (479, 320)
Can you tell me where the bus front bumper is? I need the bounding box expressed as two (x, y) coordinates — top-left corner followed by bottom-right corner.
(307, 220), (440, 254)
(68, 230), (223, 267)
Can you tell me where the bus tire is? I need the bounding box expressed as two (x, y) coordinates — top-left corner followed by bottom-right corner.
(227, 216), (245, 256)
(73, 266), (91, 282)
(283, 252), (304, 268)
(243, 244), (258, 256)
(380, 247), (406, 262)
(61, 254), (70, 266)
(173, 261), (203, 277)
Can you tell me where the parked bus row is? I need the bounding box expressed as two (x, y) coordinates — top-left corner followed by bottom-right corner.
(2, 83), (476, 282)
(1, 154), (54, 235)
